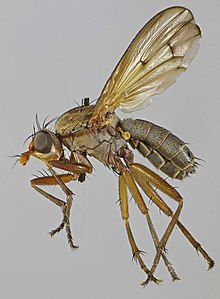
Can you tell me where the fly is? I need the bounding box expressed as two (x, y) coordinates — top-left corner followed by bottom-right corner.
(18, 6), (214, 285)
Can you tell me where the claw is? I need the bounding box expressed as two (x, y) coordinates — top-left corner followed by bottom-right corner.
(132, 249), (146, 262)
(207, 259), (215, 270)
(141, 274), (163, 286)
(68, 242), (79, 251)
(49, 222), (65, 237)
(49, 223), (79, 250)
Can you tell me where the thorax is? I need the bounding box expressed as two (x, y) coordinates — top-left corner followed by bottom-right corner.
(55, 105), (129, 167)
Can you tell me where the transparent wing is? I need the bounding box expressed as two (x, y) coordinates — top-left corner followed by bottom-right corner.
(90, 6), (201, 123)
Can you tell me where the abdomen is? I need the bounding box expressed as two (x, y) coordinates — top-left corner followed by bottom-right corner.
(120, 119), (197, 180)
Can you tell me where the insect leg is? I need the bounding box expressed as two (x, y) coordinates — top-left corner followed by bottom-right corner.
(31, 173), (79, 209)
(130, 163), (214, 281)
(129, 164), (182, 285)
(50, 160), (92, 174)
(129, 165), (214, 270)
(177, 222), (214, 269)
(49, 151), (93, 175)
(42, 155), (93, 249)
(123, 170), (180, 283)
(32, 184), (66, 214)
(47, 167), (80, 250)
(31, 171), (79, 249)
(119, 174), (162, 285)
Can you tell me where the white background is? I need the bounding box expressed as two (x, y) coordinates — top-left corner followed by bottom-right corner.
(0, 0), (219, 298)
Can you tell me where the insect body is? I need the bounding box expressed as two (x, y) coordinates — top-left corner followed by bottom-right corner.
(19, 6), (214, 285)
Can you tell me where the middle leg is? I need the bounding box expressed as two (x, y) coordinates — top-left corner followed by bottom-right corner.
(119, 174), (162, 284)
(122, 169), (180, 283)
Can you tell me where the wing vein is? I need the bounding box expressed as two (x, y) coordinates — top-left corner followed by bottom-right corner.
(90, 6), (201, 123)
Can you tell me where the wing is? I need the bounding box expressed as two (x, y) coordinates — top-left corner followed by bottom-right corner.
(90, 6), (201, 124)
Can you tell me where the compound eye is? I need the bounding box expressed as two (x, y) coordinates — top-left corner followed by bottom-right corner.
(33, 131), (53, 153)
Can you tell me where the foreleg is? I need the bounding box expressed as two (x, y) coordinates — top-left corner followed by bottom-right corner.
(31, 171), (79, 249)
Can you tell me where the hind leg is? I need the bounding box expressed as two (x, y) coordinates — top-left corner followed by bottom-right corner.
(130, 163), (214, 280)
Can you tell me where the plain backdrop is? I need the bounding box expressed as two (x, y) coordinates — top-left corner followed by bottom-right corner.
(1, 0), (219, 298)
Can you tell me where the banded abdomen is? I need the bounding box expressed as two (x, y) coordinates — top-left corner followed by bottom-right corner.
(120, 119), (197, 180)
